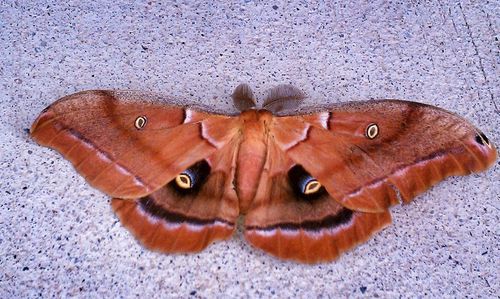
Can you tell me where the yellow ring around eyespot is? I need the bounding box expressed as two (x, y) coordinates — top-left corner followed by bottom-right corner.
(134, 116), (147, 130)
(175, 173), (192, 189)
(366, 123), (379, 139)
(304, 180), (322, 194)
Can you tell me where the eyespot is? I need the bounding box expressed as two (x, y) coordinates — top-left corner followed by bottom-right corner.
(365, 123), (379, 139)
(175, 173), (192, 189)
(170, 160), (211, 194)
(288, 165), (325, 200)
(475, 132), (491, 147)
(304, 180), (322, 195)
(134, 116), (147, 130)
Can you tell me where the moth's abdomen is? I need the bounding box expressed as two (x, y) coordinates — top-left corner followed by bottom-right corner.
(235, 110), (273, 213)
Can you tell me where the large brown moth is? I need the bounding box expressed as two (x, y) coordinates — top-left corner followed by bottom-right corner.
(31, 84), (497, 263)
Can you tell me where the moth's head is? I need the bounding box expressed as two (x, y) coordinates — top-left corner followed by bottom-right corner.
(232, 83), (306, 114)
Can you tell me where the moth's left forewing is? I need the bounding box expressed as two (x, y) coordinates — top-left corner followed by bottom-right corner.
(30, 90), (238, 199)
(272, 100), (497, 212)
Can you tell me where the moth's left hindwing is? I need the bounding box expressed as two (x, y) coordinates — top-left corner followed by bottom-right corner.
(111, 138), (240, 253)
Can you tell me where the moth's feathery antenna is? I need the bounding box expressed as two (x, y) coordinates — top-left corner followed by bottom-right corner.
(262, 84), (306, 113)
(232, 83), (256, 112)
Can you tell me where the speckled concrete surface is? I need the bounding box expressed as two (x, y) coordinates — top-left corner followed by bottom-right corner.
(1, 1), (499, 298)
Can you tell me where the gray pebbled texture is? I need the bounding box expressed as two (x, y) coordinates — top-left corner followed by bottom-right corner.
(1, 1), (498, 298)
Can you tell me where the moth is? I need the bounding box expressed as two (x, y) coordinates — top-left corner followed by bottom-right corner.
(31, 84), (497, 263)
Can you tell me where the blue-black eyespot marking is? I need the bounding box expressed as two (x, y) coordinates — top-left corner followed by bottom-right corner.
(288, 165), (325, 200)
(175, 173), (192, 189)
(170, 160), (211, 195)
